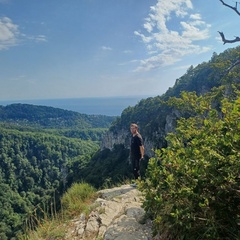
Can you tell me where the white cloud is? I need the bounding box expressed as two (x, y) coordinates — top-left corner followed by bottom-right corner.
(101, 46), (112, 51)
(34, 35), (47, 42)
(134, 0), (211, 72)
(0, 16), (47, 50)
(181, 21), (210, 40)
(123, 50), (132, 54)
(27, 34), (47, 42)
(190, 13), (201, 20)
(143, 19), (153, 33)
(134, 31), (152, 43)
(0, 17), (19, 50)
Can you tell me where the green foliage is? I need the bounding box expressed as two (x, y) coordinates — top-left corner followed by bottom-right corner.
(0, 127), (99, 239)
(139, 90), (240, 239)
(0, 181), (29, 240)
(82, 144), (132, 189)
(54, 127), (107, 141)
(61, 182), (97, 217)
(164, 47), (240, 100)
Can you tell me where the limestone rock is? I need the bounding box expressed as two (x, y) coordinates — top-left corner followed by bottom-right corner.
(65, 184), (154, 240)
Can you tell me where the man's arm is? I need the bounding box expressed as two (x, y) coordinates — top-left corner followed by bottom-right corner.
(140, 145), (144, 159)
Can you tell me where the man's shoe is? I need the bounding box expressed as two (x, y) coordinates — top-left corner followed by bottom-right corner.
(130, 183), (137, 188)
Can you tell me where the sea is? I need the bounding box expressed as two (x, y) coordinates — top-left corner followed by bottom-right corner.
(0, 96), (151, 116)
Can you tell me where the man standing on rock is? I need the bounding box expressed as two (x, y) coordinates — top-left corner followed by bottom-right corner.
(130, 123), (144, 187)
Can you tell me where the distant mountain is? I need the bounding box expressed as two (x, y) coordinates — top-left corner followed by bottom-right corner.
(0, 96), (147, 116)
(0, 103), (116, 129)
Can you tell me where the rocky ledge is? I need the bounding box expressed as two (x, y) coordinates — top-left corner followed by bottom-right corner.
(65, 184), (154, 240)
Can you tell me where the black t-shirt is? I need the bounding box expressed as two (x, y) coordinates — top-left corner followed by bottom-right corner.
(130, 133), (143, 159)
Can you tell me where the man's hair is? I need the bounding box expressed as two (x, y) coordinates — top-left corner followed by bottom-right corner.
(130, 123), (138, 129)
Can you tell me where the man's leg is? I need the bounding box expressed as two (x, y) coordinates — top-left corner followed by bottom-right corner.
(133, 158), (140, 180)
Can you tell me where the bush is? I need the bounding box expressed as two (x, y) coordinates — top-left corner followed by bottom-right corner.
(139, 90), (240, 239)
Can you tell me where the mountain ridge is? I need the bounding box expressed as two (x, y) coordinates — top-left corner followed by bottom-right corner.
(0, 103), (116, 129)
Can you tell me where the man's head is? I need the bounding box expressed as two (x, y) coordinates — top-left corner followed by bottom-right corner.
(130, 123), (138, 135)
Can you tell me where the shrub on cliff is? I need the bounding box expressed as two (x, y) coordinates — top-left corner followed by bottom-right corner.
(139, 87), (240, 239)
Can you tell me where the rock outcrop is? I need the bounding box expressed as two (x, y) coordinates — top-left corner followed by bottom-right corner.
(100, 129), (129, 150)
(65, 185), (154, 240)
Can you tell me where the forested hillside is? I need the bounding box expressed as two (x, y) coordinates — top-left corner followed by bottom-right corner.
(0, 103), (116, 142)
(0, 105), (116, 239)
(0, 103), (115, 129)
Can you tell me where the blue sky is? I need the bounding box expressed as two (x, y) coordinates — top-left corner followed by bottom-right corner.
(0, 0), (239, 100)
